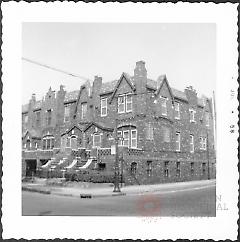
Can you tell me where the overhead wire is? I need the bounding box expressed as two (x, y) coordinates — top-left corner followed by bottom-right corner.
(22, 57), (92, 82)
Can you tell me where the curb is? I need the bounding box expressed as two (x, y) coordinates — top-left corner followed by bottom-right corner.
(22, 179), (215, 198)
(22, 186), (51, 195)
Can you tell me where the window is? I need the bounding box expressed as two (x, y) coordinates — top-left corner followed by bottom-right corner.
(176, 162), (181, 177)
(205, 112), (210, 126)
(35, 111), (41, 127)
(160, 97), (167, 116)
(131, 130), (137, 148)
(163, 126), (170, 142)
(26, 140), (31, 150)
(43, 137), (54, 150)
(81, 103), (87, 119)
(123, 130), (129, 147)
(202, 162), (206, 175)
(118, 93), (133, 113)
(200, 137), (207, 150)
(130, 162), (137, 175)
(35, 142), (38, 149)
(126, 94), (133, 112)
(71, 136), (77, 149)
(164, 161), (169, 177)
(118, 95), (125, 113)
(100, 98), (108, 117)
(189, 109), (196, 122)
(190, 162), (194, 176)
(176, 132), (181, 151)
(64, 104), (71, 122)
(146, 123), (154, 140)
(117, 131), (123, 146)
(190, 134), (194, 153)
(147, 161), (153, 177)
(174, 102), (180, 119)
(23, 114), (28, 123)
(93, 134), (101, 148)
(46, 109), (52, 126)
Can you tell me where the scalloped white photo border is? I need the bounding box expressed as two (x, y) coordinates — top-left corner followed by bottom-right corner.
(1, 2), (239, 240)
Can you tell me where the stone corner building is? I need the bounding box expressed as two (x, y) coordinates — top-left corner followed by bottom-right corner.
(22, 61), (216, 185)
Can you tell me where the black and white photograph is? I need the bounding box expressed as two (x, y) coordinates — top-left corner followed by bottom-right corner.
(21, 22), (217, 217)
(2, 2), (238, 240)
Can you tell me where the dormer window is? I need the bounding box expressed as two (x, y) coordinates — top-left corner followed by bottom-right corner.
(81, 102), (87, 119)
(189, 109), (196, 122)
(118, 93), (133, 113)
(160, 97), (167, 116)
(64, 104), (71, 122)
(126, 94), (132, 112)
(174, 102), (180, 119)
(101, 98), (108, 117)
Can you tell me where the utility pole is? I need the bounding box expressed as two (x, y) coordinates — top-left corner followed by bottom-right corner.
(113, 118), (121, 192)
(207, 131), (210, 180)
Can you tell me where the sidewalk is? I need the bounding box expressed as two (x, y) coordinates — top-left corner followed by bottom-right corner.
(22, 179), (216, 198)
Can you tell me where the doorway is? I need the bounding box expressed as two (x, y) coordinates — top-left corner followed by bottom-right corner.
(25, 159), (37, 177)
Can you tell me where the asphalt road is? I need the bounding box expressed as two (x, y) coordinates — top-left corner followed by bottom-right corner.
(22, 182), (216, 216)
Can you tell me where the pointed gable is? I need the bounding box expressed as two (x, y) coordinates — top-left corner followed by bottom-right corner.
(155, 75), (174, 102)
(22, 129), (41, 140)
(109, 72), (136, 104)
(61, 124), (83, 136)
(74, 82), (91, 116)
(84, 121), (114, 133)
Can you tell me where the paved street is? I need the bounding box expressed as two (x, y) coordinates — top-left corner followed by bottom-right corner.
(22, 181), (216, 216)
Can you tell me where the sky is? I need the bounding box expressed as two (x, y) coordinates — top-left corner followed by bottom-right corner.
(22, 23), (216, 104)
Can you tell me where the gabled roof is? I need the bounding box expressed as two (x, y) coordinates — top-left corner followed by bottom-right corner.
(171, 88), (188, 101)
(84, 121), (114, 133)
(74, 83), (92, 115)
(155, 75), (174, 100)
(100, 80), (118, 95)
(22, 129), (41, 139)
(146, 79), (158, 90)
(64, 90), (79, 103)
(61, 124), (82, 136)
(109, 72), (136, 103)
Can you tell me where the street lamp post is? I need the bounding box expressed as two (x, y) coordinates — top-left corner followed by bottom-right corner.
(113, 118), (121, 193)
(207, 131), (210, 180)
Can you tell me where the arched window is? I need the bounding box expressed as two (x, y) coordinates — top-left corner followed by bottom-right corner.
(42, 136), (54, 150)
(71, 135), (77, 149)
(130, 162), (137, 175)
(26, 139), (31, 150)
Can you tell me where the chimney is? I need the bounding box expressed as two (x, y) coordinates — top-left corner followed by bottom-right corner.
(31, 93), (36, 103)
(185, 85), (197, 105)
(60, 85), (65, 91)
(134, 60), (147, 78)
(93, 76), (102, 91)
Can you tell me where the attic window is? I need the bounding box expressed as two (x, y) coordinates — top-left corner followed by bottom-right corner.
(189, 109), (196, 122)
(160, 97), (167, 116)
(64, 104), (71, 122)
(118, 93), (133, 113)
(174, 102), (180, 119)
